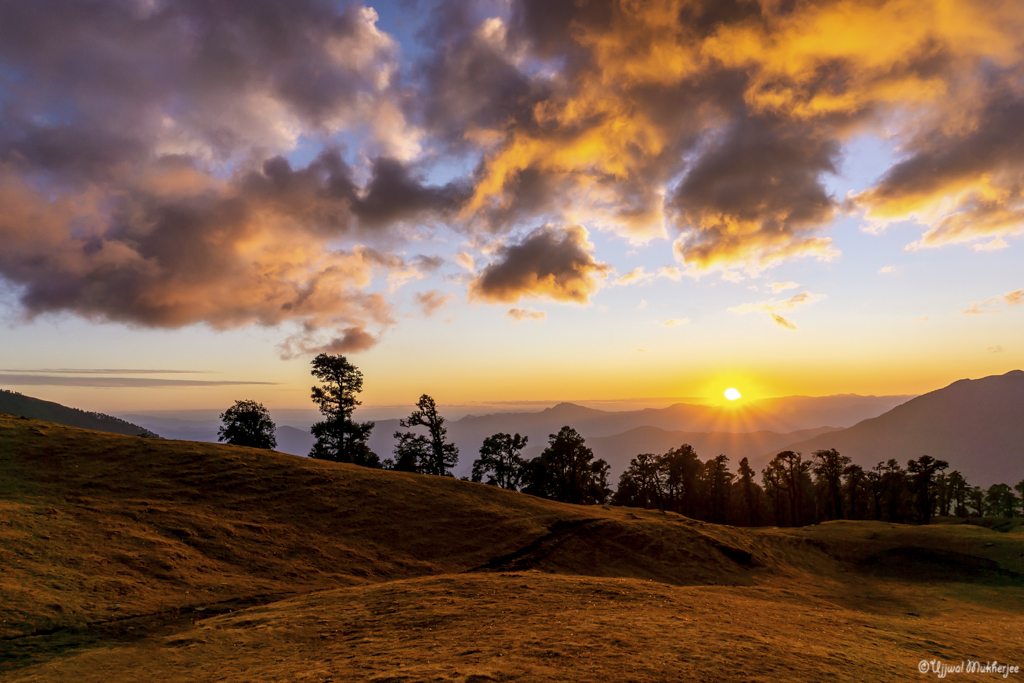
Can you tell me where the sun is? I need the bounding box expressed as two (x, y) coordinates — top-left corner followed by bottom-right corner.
(724, 387), (742, 401)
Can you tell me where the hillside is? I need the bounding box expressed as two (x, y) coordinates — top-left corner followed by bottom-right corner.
(0, 390), (156, 438)
(2, 416), (1022, 681)
(774, 370), (1024, 485)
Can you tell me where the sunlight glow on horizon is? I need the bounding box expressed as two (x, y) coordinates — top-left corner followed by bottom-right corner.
(724, 387), (742, 401)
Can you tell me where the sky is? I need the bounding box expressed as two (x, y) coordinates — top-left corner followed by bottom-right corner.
(0, 0), (1022, 415)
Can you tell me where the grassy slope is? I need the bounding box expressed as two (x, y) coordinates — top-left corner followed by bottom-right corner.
(2, 415), (1023, 681)
(0, 393), (156, 438)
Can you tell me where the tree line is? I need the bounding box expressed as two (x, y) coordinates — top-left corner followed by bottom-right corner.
(614, 447), (1024, 526)
(217, 354), (1024, 523)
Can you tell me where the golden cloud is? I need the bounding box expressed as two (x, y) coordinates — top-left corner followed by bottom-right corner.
(729, 291), (825, 329)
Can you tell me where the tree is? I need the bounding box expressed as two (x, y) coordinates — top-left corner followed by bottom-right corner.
(907, 455), (948, 525)
(472, 433), (528, 489)
(770, 451), (810, 526)
(589, 458), (612, 505)
(309, 354), (379, 467)
(843, 464), (867, 521)
(613, 453), (663, 509)
(704, 454), (733, 523)
(969, 486), (986, 517)
(985, 483), (1016, 518)
(393, 394), (459, 476)
(948, 471), (969, 517)
(737, 457), (760, 526)
(531, 426), (600, 504)
(660, 444), (702, 517)
(812, 449), (850, 521)
(218, 399), (277, 449)
(762, 459), (787, 526)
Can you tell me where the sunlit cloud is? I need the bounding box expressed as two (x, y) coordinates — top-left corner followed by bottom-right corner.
(505, 307), (546, 322)
(729, 291), (825, 330)
(661, 318), (690, 327)
(414, 290), (455, 317)
(614, 265), (684, 286)
(962, 288), (1024, 315)
(771, 281), (799, 292)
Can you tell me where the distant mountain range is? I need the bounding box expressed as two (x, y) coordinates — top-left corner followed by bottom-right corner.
(767, 370), (1024, 486)
(0, 389), (157, 437)
(12, 371), (1021, 486)
(367, 393), (910, 478)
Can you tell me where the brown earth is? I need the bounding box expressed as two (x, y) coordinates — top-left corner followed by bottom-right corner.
(2, 414), (1023, 681)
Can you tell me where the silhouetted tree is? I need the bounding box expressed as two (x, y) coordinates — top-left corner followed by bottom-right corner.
(393, 394), (459, 476)
(1016, 481), (1024, 516)
(878, 459), (908, 522)
(770, 451), (810, 526)
(907, 455), (948, 524)
(531, 426), (600, 504)
(843, 464), (867, 521)
(472, 433), (528, 489)
(309, 354), (378, 467)
(218, 399), (277, 449)
(704, 454), (733, 523)
(985, 483), (1017, 518)
(737, 457), (760, 526)
(866, 466), (884, 520)
(948, 471), (969, 517)
(969, 486), (986, 517)
(613, 453), (663, 508)
(661, 444), (702, 517)
(590, 458), (612, 505)
(812, 449), (850, 521)
(762, 459), (787, 526)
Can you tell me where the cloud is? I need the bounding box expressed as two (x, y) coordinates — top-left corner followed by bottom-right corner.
(770, 281), (799, 292)
(0, 374), (276, 388)
(730, 291), (825, 329)
(414, 290), (455, 317)
(661, 318), (690, 327)
(615, 265), (683, 286)
(0, 3), (461, 356)
(469, 225), (610, 304)
(878, 266), (896, 274)
(670, 116), (841, 276)
(638, 299), (648, 310)
(278, 325), (379, 359)
(988, 345), (1004, 353)
(2, 0), (1023, 350)
(852, 88), (1024, 252)
(3, 368), (209, 375)
(961, 288), (1024, 315)
(505, 307), (546, 322)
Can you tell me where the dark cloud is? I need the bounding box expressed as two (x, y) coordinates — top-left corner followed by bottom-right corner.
(671, 115), (840, 273)
(469, 225), (609, 303)
(853, 87), (1024, 251)
(277, 324), (379, 359)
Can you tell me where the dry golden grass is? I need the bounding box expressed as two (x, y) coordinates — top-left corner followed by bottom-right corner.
(2, 415), (1023, 681)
